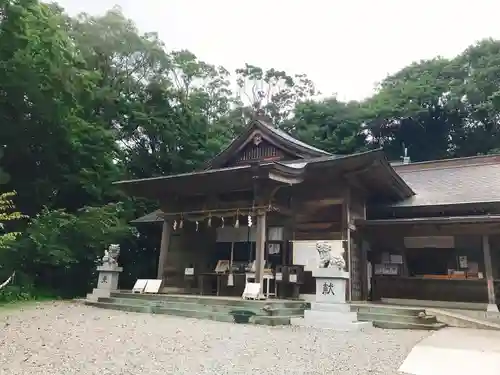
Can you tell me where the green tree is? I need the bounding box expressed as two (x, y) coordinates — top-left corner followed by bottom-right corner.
(5, 203), (133, 297)
(449, 39), (500, 155)
(0, 0), (121, 216)
(0, 149), (9, 185)
(235, 64), (317, 125)
(69, 8), (236, 178)
(0, 192), (25, 249)
(284, 98), (367, 154)
(361, 57), (466, 161)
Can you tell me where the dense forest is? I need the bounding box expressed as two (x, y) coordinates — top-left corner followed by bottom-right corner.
(1, 0), (500, 300)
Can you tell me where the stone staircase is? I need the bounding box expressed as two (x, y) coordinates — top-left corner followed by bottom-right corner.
(85, 292), (309, 326)
(350, 304), (447, 330)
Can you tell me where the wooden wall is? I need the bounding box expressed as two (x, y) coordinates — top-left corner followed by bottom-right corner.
(161, 224), (215, 287)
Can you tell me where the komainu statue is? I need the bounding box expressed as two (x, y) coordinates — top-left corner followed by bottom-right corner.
(101, 244), (120, 266)
(316, 241), (346, 270)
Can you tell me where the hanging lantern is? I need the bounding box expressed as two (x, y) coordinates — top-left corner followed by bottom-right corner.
(195, 220), (199, 232)
(207, 213), (212, 227)
(173, 219), (177, 231)
(221, 217), (224, 228)
(248, 214), (253, 227)
(179, 214), (184, 229)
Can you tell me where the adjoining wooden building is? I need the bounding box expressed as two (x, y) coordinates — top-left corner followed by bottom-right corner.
(116, 118), (500, 311)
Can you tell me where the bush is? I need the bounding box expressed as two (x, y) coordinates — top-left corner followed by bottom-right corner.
(1, 203), (134, 298)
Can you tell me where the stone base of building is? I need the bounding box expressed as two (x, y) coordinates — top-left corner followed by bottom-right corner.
(86, 288), (113, 302)
(487, 303), (500, 313)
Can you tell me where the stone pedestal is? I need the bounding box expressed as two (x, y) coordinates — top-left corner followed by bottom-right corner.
(313, 268), (349, 303)
(291, 268), (371, 331)
(87, 264), (123, 302)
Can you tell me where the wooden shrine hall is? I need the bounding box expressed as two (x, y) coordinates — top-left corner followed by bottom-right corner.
(115, 117), (500, 311)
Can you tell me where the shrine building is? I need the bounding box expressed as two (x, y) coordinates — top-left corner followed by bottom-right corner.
(115, 117), (500, 311)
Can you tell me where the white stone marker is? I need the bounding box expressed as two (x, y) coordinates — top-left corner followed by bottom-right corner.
(291, 241), (371, 331)
(87, 244), (123, 302)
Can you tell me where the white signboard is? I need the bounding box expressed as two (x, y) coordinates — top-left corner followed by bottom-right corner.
(374, 264), (399, 276)
(268, 227), (284, 241)
(242, 282), (261, 300)
(132, 279), (148, 294)
(390, 254), (403, 264)
(144, 279), (163, 293)
(292, 240), (343, 271)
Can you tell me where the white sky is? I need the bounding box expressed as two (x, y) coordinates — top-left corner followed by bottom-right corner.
(56, 0), (500, 101)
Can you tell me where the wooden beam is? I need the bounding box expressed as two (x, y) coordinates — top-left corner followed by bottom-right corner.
(272, 204), (294, 216)
(301, 198), (343, 207)
(295, 222), (338, 231)
(268, 171), (303, 185)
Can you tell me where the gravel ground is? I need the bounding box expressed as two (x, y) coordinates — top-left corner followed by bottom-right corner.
(0, 301), (429, 375)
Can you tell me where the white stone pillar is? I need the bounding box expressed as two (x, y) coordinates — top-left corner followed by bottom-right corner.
(482, 235), (499, 312)
(157, 219), (171, 280)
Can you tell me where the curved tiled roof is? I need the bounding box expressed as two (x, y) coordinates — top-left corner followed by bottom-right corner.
(392, 155), (500, 207)
(205, 118), (331, 169)
(257, 120), (331, 156)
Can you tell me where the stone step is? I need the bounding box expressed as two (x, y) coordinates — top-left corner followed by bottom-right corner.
(357, 311), (439, 325)
(351, 305), (425, 317)
(427, 308), (500, 331)
(252, 315), (296, 326)
(290, 317), (372, 331)
(103, 297), (305, 317)
(101, 297), (151, 306)
(85, 300), (295, 326)
(304, 310), (359, 323)
(86, 300), (153, 314)
(111, 292), (308, 310)
(372, 320), (447, 330)
(311, 302), (351, 313)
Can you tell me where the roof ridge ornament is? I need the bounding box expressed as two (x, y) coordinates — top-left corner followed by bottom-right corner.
(253, 133), (263, 146)
(252, 109), (274, 125)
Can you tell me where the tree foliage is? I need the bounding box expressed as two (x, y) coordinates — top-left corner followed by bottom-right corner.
(0, 192), (25, 249)
(6, 203), (133, 297)
(1, 1), (500, 300)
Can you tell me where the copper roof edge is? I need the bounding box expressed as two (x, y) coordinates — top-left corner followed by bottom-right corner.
(393, 153), (500, 172)
(357, 214), (500, 226)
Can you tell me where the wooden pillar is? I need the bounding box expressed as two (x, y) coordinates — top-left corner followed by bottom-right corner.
(157, 219), (171, 280)
(343, 201), (352, 302)
(482, 235), (499, 312)
(360, 238), (369, 301)
(255, 211), (267, 295)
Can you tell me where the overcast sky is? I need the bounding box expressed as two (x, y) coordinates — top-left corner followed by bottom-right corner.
(56, 0), (500, 101)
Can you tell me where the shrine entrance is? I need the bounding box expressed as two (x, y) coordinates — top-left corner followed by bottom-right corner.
(116, 117), (413, 301)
